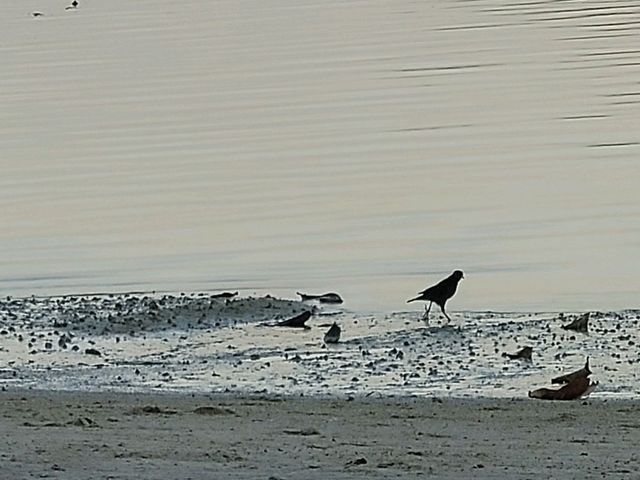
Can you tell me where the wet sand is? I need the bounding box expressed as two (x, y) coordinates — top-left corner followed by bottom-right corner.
(1, 389), (638, 479)
(2, 293), (639, 397)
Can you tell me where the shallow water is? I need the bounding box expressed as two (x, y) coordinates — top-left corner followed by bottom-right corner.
(1, 0), (639, 313)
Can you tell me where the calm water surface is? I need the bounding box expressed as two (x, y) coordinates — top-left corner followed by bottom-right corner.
(1, 0), (639, 312)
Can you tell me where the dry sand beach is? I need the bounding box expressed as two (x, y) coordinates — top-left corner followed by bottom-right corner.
(1, 391), (640, 480)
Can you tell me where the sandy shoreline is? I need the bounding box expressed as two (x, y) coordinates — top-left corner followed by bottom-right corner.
(1, 389), (638, 479)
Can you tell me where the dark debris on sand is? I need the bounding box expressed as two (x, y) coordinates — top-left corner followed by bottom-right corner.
(0, 293), (310, 336)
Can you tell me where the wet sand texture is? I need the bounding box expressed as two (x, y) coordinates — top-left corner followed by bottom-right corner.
(1, 294), (639, 397)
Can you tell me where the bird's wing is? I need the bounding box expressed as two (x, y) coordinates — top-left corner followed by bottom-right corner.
(419, 279), (446, 296)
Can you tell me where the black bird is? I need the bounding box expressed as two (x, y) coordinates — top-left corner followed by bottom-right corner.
(66, 0), (79, 9)
(407, 270), (464, 322)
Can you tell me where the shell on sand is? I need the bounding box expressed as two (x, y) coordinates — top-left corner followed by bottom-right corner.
(505, 346), (533, 361)
(275, 310), (312, 329)
(561, 313), (589, 333)
(323, 322), (341, 343)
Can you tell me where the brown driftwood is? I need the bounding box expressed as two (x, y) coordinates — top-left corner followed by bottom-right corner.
(297, 292), (343, 304)
(551, 358), (591, 385)
(529, 377), (598, 401)
(562, 313), (589, 333)
(505, 346), (533, 361)
(275, 311), (312, 329)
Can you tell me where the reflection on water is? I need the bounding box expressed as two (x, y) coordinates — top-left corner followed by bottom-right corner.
(1, 0), (638, 312)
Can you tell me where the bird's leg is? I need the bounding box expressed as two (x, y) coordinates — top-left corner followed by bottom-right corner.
(422, 302), (432, 322)
(441, 305), (452, 324)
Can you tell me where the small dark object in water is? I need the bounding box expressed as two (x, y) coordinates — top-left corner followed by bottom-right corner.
(407, 270), (464, 322)
(32, 11), (44, 17)
(84, 348), (101, 356)
(505, 346), (533, 361)
(211, 291), (238, 299)
(552, 358), (591, 385)
(323, 322), (341, 343)
(65, 0), (78, 10)
(283, 427), (320, 436)
(562, 313), (589, 333)
(275, 311), (312, 329)
(529, 376), (598, 401)
(297, 292), (343, 304)
(347, 457), (368, 466)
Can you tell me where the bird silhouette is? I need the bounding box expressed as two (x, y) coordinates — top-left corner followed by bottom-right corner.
(407, 270), (464, 322)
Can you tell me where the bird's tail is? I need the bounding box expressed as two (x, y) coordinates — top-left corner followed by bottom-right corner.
(406, 295), (422, 303)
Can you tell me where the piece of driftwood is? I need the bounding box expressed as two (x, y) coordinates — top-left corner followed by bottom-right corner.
(297, 292), (343, 304)
(323, 322), (341, 344)
(505, 346), (533, 361)
(562, 312), (589, 333)
(551, 358), (591, 385)
(528, 377), (598, 401)
(210, 291), (238, 299)
(274, 311), (312, 329)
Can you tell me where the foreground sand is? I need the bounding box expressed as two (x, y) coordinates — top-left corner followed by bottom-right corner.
(1, 390), (639, 479)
